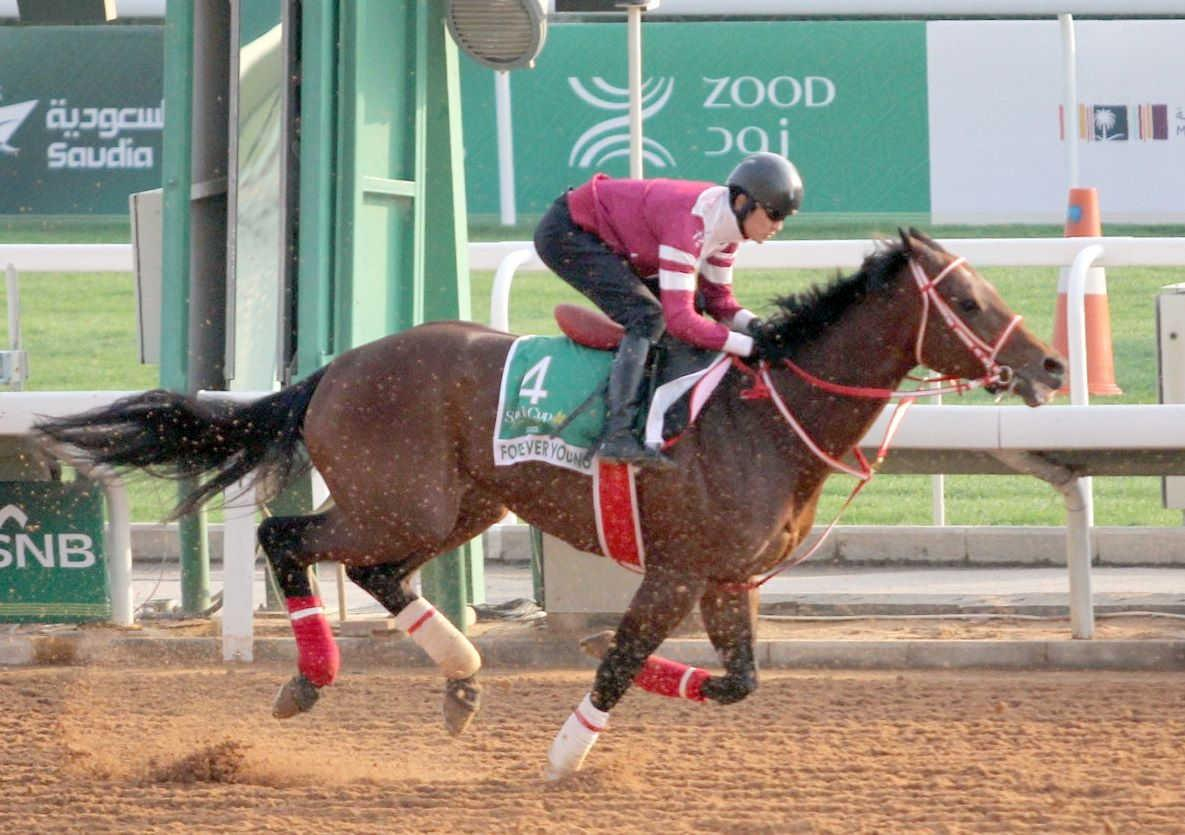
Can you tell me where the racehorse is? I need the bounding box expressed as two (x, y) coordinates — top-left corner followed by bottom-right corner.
(36, 229), (1064, 779)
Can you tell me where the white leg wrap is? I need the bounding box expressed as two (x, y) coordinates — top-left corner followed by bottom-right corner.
(545, 693), (609, 781)
(393, 598), (481, 679)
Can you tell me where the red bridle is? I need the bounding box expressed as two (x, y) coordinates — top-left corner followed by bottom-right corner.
(909, 256), (1023, 392)
(732, 253), (1025, 587)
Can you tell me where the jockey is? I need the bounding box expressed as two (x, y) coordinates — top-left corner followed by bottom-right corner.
(534, 151), (804, 467)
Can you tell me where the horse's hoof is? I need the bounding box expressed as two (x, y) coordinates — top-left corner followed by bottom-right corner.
(443, 676), (482, 736)
(579, 630), (615, 660)
(272, 674), (320, 719)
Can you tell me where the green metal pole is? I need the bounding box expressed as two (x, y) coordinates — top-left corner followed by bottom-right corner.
(297, 0), (338, 376)
(162, 1), (209, 614)
(417, 0), (482, 631)
(160, 3), (192, 394)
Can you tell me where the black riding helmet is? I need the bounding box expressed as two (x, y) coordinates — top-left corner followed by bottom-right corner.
(727, 152), (804, 229)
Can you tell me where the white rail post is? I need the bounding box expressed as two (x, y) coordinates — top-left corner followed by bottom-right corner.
(64, 456), (134, 628)
(221, 479), (257, 662)
(1064, 243), (1105, 639)
(931, 384), (945, 525)
(5, 263), (24, 390)
(1063, 477), (1095, 639)
(490, 247), (537, 333)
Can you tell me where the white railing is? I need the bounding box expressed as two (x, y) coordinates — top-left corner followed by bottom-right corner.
(477, 236), (1185, 406)
(0, 244), (134, 273)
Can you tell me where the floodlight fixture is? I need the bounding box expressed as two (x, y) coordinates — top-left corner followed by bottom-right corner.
(446, 0), (548, 71)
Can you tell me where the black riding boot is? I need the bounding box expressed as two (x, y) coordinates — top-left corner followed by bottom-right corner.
(597, 334), (671, 467)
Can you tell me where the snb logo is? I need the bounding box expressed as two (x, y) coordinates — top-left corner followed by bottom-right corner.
(567, 76), (676, 169)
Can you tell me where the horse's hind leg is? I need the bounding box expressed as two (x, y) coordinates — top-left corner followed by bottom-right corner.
(547, 566), (706, 780)
(259, 513), (343, 718)
(263, 491), (503, 725)
(345, 562), (482, 736)
(697, 581), (759, 705)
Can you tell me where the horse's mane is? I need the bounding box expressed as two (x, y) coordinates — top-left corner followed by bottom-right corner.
(753, 231), (933, 360)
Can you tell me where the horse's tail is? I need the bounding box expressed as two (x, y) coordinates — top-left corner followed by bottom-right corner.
(34, 367), (327, 519)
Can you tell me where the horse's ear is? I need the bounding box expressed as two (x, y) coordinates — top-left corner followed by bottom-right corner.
(909, 226), (940, 249)
(898, 227), (914, 254)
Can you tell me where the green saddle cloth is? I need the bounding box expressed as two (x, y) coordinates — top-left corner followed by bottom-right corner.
(493, 336), (612, 474)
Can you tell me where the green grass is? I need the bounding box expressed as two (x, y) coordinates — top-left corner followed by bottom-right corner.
(6, 216), (1184, 526)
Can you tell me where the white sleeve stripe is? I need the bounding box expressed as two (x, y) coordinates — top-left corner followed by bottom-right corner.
(723, 331), (755, 356)
(732, 309), (757, 329)
(658, 244), (697, 268)
(659, 269), (696, 291)
(700, 262), (733, 284)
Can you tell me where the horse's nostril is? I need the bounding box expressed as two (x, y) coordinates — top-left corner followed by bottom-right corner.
(1045, 356), (1066, 376)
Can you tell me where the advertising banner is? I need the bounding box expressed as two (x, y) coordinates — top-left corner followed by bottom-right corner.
(0, 25), (163, 214)
(0, 480), (109, 623)
(461, 20), (929, 219)
(928, 20), (1185, 223)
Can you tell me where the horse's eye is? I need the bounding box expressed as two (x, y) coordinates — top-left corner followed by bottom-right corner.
(958, 298), (979, 314)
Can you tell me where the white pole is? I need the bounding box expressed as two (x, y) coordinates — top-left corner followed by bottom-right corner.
(221, 480), (256, 662)
(495, 71), (517, 226)
(5, 264), (22, 390)
(627, 5), (643, 179)
(931, 389), (945, 525)
(96, 469), (133, 628)
(1059, 13), (1080, 189)
(1063, 477), (1095, 639)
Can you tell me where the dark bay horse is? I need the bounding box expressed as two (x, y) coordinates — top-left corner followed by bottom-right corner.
(36, 229), (1064, 779)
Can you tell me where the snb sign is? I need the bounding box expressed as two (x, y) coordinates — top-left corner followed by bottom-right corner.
(0, 481), (109, 622)
(703, 75), (836, 157)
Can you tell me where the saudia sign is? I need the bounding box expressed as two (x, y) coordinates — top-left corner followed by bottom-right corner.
(0, 481), (110, 623)
(460, 20), (929, 216)
(0, 25), (163, 215)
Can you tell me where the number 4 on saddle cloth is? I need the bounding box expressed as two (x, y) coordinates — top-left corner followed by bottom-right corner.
(492, 305), (733, 569)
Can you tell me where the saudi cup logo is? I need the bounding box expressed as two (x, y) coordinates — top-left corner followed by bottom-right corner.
(568, 76), (676, 169)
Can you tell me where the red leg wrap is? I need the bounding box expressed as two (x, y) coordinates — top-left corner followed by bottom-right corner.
(287, 596), (340, 687)
(634, 654), (709, 702)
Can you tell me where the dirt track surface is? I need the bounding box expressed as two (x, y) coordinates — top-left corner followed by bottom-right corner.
(3, 662), (1184, 834)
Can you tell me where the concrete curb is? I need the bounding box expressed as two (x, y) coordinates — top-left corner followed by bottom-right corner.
(4, 634), (1184, 672)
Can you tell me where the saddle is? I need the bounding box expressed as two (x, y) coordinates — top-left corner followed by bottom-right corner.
(554, 303), (723, 391)
(553, 303), (729, 452)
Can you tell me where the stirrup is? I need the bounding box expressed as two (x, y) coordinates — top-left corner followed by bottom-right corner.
(596, 435), (674, 468)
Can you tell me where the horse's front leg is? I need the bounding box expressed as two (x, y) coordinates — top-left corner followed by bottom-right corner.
(547, 566), (705, 780)
(697, 580), (759, 705)
(578, 579), (758, 705)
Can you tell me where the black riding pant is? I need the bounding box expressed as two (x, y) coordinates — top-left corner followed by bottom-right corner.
(534, 193), (665, 341)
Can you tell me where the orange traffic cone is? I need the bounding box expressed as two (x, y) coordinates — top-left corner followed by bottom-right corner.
(1050, 187), (1122, 395)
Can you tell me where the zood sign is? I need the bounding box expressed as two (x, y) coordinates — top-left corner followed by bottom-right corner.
(460, 20), (929, 216)
(700, 74), (837, 158)
(0, 482), (110, 623)
(566, 73), (836, 170)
